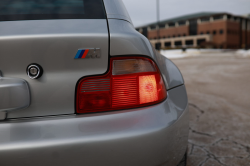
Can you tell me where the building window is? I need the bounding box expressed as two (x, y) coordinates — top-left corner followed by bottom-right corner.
(150, 25), (157, 30)
(189, 19), (198, 35)
(201, 17), (210, 22)
(165, 42), (171, 47)
(200, 32), (203, 35)
(220, 29), (224, 34)
(213, 30), (217, 35)
(168, 36), (170, 38)
(163, 36), (166, 38)
(185, 40), (193, 46)
(183, 34), (186, 36)
(178, 21), (186, 26)
(174, 41), (182, 46)
(214, 15), (224, 20)
(173, 35), (175, 38)
(168, 22), (175, 27)
(178, 34), (181, 37)
(207, 31), (210, 34)
(142, 27), (148, 38)
(159, 24), (165, 29)
(197, 39), (206, 46)
(155, 42), (161, 50)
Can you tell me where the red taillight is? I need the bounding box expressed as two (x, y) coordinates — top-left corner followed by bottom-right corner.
(76, 57), (167, 114)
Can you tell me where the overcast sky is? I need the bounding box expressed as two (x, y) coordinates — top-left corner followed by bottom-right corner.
(122, 0), (250, 27)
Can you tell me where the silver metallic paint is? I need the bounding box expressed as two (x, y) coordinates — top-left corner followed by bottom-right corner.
(103, 0), (133, 25)
(0, 19), (109, 119)
(0, 85), (189, 166)
(0, 77), (30, 113)
(0, 112), (6, 120)
(108, 19), (155, 58)
(155, 51), (185, 89)
(0, 2), (189, 165)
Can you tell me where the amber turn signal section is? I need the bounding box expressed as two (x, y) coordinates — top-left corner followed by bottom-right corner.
(76, 56), (167, 114)
(139, 75), (158, 104)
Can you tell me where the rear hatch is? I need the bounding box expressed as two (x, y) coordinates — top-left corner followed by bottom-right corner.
(0, 0), (109, 119)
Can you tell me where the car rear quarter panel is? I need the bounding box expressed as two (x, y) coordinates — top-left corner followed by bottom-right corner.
(103, 0), (133, 24)
(108, 19), (184, 89)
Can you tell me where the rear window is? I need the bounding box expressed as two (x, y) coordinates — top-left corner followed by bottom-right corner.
(0, 0), (106, 21)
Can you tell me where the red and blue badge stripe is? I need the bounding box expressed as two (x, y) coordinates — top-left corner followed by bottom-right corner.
(75, 49), (89, 59)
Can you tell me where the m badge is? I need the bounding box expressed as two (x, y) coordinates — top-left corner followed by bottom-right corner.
(74, 48), (101, 59)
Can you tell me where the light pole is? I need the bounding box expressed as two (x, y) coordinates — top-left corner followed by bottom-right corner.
(245, 19), (248, 50)
(156, 0), (160, 50)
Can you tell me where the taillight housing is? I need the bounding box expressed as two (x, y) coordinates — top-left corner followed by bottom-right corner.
(76, 56), (167, 114)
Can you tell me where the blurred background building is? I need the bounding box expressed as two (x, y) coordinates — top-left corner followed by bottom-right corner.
(136, 12), (250, 49)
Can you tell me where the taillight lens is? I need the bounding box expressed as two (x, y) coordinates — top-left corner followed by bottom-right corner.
(76, 56), (167, 113)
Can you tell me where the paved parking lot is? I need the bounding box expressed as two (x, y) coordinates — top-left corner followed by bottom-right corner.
(172, 51), (250, 166)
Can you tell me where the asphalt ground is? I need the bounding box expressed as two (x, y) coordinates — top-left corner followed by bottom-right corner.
(172, 51), (250, 166)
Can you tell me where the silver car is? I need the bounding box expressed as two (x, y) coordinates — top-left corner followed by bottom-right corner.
(0, 0), (189, 165)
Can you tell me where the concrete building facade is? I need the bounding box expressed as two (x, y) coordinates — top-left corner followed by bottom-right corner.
(136, 12), (250, 49)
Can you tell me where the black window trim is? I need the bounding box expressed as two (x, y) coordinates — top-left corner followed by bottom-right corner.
(0, 0), (106, 21)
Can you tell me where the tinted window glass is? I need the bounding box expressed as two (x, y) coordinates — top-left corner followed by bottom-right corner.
(214, 15), (223, 20)
(201, 17), (209, 22)
(142, 27), (148, 38)
(185, 40), (193, 45)
(155, 42), (161, 50)
(174, 41), (182, 46)
(168, 22), (175, 27)
(189, 19), (197, 35)
(165, 42), (171, 47)
(150, 25), (156, 29)
(197, 39), (206, 45)
(178, 21), (185, 26)
(159, 24), (165, 28)
(0, 0), (106, 21)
